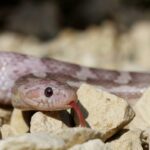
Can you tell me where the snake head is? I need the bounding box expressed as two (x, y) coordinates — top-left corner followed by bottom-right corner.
(12, 75), (77, 111)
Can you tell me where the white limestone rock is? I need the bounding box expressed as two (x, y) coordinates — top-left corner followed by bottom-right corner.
(10, 109), (29, 135)
(76, 84), (135, 141)
(30, 111), (71, 133)
(128, 88), (150, 130)
(0, 127), (105, 150)
(53, 127), (103, 146)
(106, 130), (143, 150)
(0, 109), (30, 139)
(68, 139), (108, 150)
(141, 128), (150, 150)
(1, 124), (18, 139)
(0, 132), (66, 150)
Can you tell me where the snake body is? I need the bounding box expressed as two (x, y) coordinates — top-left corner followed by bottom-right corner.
(1, 51), (150, 126)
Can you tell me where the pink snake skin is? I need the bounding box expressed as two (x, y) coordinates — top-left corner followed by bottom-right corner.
(1, 51), (150, 126)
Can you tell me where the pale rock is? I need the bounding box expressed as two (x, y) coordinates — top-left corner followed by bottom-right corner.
(1, 124), (18, 139)
(10, 109), (29, 135)
(106, 130), (143, 150)
(0, 109), (30, 139)
(0, 107), (12, 126)
(127, 88), (150, 130)
(117, 22), (150, 71)
(30, 111), (71, 133)
(68, 139), (109, 150)
(141, 128), (150, 150)
(0, 33), (49, 57)
(47, 24), (116, 69)
(0, 132), (66, 150)
(0, 128), (106, 150)
(53, 127), (103, 146)
(130, 22), (150, 69)
(76, 84), (135, 141)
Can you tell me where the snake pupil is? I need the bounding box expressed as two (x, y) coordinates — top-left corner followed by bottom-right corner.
(45, 87), (53, 97)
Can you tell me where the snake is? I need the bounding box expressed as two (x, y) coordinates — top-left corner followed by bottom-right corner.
(1, 51), (150, 127)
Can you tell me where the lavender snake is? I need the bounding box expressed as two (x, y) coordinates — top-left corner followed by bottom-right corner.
(0, 51), (150, 126)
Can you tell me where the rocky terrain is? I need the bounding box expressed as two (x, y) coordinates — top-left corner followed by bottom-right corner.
(0, 19), (150, 149)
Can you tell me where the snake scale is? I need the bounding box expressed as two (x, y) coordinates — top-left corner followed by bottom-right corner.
(0, 51), (150, 126)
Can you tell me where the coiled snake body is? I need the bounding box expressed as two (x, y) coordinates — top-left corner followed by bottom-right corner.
(1, 51), (150, 126)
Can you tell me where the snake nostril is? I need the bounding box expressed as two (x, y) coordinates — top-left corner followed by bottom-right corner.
(44, 87), (53, 97)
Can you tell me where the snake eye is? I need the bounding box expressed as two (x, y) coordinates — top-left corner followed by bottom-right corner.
(44, 87), (53, 97)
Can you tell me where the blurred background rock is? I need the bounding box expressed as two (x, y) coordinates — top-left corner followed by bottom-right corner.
(0, 0), (150, 71)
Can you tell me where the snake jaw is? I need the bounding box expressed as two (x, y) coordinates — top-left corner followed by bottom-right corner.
(69, 101), (86, 127)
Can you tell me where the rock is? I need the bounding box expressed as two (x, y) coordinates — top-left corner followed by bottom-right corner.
(53, 127), (103, 146)
(47, 25), (117, 69)
(107, 130), (143, 150)
(76, 84), (135, 141)
(0, 107), (12, 126)
(1, 124), (18, 139)
(30, 111), (71, 133)
(128, 88), (150, 130)
(116, 22), (150, 71)
(68, 139), (106, 150)
(1, 109), (31, 139)
(0, 128), (105, 150)
(106, 130), (143, 150)
(0, 132), (66, 150)
(10, 109), (30, 135)
(141, 128), (150, 150)
(130, 22), (150, 70)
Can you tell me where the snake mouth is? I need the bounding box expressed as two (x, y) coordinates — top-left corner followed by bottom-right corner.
(69, 101), (86, 127)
